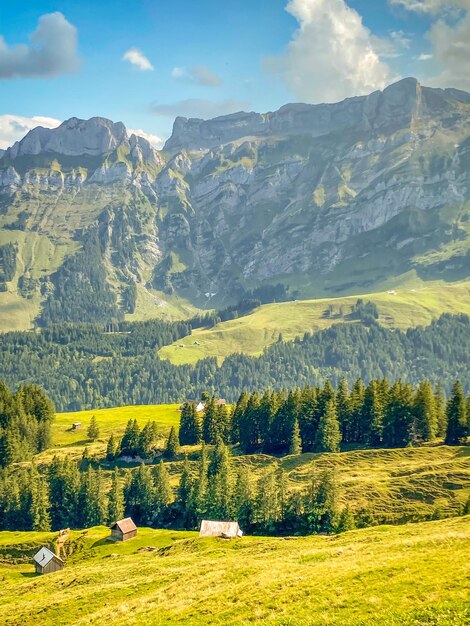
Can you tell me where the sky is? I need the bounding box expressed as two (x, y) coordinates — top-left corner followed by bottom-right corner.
(0, 0), (469, 149)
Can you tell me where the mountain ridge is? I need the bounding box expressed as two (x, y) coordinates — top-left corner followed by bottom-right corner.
(0, 77), (469, 329)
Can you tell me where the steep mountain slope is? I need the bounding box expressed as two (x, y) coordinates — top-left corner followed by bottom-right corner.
(0, 78), (469, 329)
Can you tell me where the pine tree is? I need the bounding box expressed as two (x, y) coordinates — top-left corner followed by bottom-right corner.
(445, 380), (468, 445)
(106, 434), (117, 461)
(87, 415), (100, 441)
(202, 397), (219, 444)
(233, 466), (254, 530)
(207, 440), (233, 520)
(314, 400), (341, 453)
(414, 380), (437, 441)
(336, 378), (351, 443)
(239, 391), (261, 453)
(288, 418), (302, 455)
(230, 392), (249, 444)
(188, 444), (209, 522)
(30, 469), (51, 531)
(153, 460), (173, 524)
(120, 419), (140, 456)
(124, 464), (154, 525)
(164, 426), (180, 459)
(177, 455), (193, 514)
(435, 383), (447, 438)
(108, 467), (124, 523)
(79, 466), (107, 528)
(336, 505), (356, 533)
(178, 403), (201, 446)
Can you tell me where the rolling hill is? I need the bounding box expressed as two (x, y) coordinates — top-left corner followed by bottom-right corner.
(1, 517), (469, 625)
(158, 279), (470, 365)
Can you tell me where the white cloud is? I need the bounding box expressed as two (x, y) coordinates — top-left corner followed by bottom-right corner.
(0, 114), (61, 149)
(0, 12), (80, 79)
(265, 0), (392, 103)
(123, 48), (153, 71)
(417, 53), (433, 60)
(151, 98), (250, 119)
(128, 128), (163, 149)
(389, 0), (469, 13)
(171, 65), (223, 87)
(426, 10), (470, 90)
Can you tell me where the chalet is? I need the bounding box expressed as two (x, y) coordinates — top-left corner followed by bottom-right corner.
(71, 422), (82, 431)
(109, 517), (137, 542)
(199, 520), (243, 539)
(33, 546), (64, 575)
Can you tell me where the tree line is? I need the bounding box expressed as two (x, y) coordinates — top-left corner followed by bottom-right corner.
(179, 379), (469, 454)
(1, 313), (470, 411)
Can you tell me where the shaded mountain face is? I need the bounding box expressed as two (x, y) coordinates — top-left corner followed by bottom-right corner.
(0, 78), (469, 327)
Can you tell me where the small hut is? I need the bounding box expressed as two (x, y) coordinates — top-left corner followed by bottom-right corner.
(71, 422), (82, 431)
(199, 520), (243, 539)
(109, 517), (137, 542)
(33, 546), (64, 575)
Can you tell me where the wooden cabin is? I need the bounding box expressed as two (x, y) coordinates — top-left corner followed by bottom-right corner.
(199, 520), (243, 538)
(33, 546), (64, 575)
(109, 517), (137, 542)
(71, 422), (82, 431)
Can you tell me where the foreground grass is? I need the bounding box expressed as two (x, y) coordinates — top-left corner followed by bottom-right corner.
(158, 280), (470, 365)
(0, 517), (469, 625)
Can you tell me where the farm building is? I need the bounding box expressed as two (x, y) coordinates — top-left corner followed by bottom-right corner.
(33, 546), (64, 575)
(199, 520), (243, 538)
(71, 422), (81, 430)
(109, 517), (137, 542)
(216, 399), (226, 407)
(178, 400), (205, 413)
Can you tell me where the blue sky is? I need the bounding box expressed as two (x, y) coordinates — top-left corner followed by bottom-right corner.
(0, 0), (469, 148)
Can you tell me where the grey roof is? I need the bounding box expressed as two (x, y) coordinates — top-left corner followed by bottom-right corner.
(111, 517), (137, 534)
(199, 520), (243, 538)
(33, 546), (63, 566)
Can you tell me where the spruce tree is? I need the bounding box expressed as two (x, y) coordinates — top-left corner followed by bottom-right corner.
(435, 383), (447, 438)
(414, 380), (437, 441)
(87, 415), (100, 441)
(314, 400), (341, 453)
(177, 455), (193, 516)
(164, 426), (180, 459)
(288, 418), (302, 455)
(106, 434), (117, 461)
(30, 470), (51, 531)
(153, 461), (173, 524)
(178, 403), (201, 446)
(230, 392), (249, 444)
(233, 466), (254, 530)
(336, 505), (356, 533)
(124, 464), (154, 526)
(336, 378), (351, 443)
(445, 380), (468, 445)
(108, 467), (124, 523)
(202, 397), (219, 444)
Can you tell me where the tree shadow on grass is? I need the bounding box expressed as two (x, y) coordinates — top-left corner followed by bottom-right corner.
(20, 572), (37, 578)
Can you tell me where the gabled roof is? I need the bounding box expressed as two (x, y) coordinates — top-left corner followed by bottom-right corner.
(111, 517), (137, 534)
(199, 520), (243, 538)
(33, 546), (63, 566)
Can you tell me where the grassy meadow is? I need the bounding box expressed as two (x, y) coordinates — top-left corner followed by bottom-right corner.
(38, 404), (181, 463)
(158, 279), (470, 365)
(0, 517), (469, 625)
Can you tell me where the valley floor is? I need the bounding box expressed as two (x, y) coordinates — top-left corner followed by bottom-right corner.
(0, 517), (469, 625)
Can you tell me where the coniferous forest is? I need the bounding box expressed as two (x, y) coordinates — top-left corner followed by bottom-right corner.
(0, 313), (470, 410)
(1, 377), (468, 536)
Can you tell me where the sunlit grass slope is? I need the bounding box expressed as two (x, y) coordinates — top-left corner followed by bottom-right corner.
(41, 404), (181, 462)
(158, 280), (470, 365)
(1, 517), (469, 625)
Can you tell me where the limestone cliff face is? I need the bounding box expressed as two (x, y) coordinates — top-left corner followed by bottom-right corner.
(0, 78), (469, 324)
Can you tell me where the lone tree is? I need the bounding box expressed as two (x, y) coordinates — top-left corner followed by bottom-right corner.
(87, 415), (100, 441)
(165, 426), (180, 459)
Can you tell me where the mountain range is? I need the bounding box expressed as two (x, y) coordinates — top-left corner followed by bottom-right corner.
(0, 77), (469, 330)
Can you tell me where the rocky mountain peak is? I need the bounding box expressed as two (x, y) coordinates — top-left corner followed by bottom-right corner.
(164, 78), (468, 152)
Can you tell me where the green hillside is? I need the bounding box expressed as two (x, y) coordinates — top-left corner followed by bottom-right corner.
(158, 279), (470, 365)
(1, 517), (469, 625)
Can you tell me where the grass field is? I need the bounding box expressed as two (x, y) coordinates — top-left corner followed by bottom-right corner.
(158, 279), (470, 365)
(0, 517), (469, 625)
(38, 404), (181, 463)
